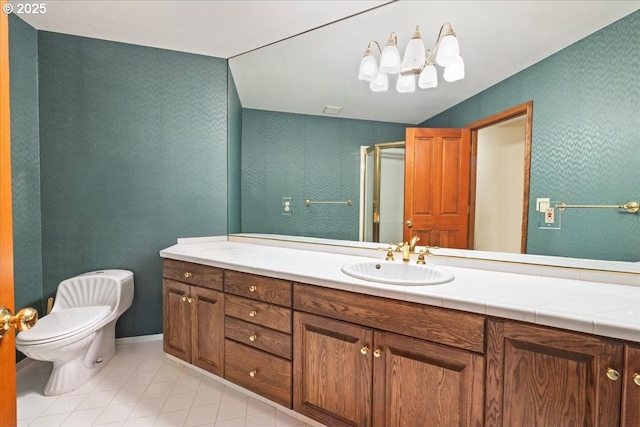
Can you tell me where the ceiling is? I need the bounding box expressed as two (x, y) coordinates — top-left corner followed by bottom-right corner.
(13, 1), (640, 124)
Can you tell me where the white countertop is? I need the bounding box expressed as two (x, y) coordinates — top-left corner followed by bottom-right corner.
(160, 239), (640, 343)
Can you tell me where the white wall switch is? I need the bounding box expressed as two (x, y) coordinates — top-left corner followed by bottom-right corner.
(537, 197), (550, 212)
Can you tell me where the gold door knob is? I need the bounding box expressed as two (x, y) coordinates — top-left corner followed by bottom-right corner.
(249, 334), (257, 342)
(249, 285), (257, 292)
(183, 272), (192, 278)
(249, 310), (257, 317)
(406, 220), (413, 228)
(373, 349), (382, 358)
(0, 306), (39, 338)
(249, 370), (257, 378)
(633, 373), (640, 387)
(360, 345), (369, 355)
(606, 368), (620, 381)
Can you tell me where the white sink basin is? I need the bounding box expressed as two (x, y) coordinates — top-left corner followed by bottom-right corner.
(341, 261), (454, 286)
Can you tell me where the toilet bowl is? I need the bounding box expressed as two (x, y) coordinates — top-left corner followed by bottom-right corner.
(16, 270), (134, 396)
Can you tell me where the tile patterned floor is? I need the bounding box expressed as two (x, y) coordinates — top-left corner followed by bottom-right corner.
(16, 340), (318, 427)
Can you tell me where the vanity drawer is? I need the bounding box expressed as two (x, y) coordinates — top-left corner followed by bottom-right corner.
(293, 283), (485, 353)
(225, 294), (292, 334)
(225, 339), (292, 408)
(225, 316), (292, 360)
(163, 259), (223, 291)
(224, 271), (292, 307)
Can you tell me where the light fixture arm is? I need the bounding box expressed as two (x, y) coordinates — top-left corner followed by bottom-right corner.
(433, 21), (455, 52)
(367, 40), (382, 54)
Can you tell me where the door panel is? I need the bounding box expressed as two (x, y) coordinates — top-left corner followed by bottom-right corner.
(162, 279), (191, 361)
(404, 128), (470, 248)
(192, 286), (224, 376)
(1, 4), (17, 425)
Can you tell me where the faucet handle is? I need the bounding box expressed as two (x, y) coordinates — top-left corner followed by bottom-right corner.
(377, 246), (395, 261)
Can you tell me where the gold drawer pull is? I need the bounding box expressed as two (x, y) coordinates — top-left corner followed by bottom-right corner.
(360, 346), (369, 355)
(634, 373), (640, 387)
(249, 285), (257, 292)
(373, 349), (382, 358)
(183, 272), (192, 278)
(249, 334), (258, 342)
(249, 310), (257, 317)
(606, 368), (620, 381)
(249, 370), (257, 378)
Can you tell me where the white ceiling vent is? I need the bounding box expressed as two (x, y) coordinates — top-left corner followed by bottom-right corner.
(323, 105), (344, 115)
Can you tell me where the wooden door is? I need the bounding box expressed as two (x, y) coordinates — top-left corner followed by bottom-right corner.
(0, 4), (17, 425)
(404, 128), (470, 248)
(191, 286), (224, 376)
(622, 343), (640, 427)
(372, 331), (484, 427)
(293, 311), (373, 427)
(486, 319), (623, 427)
(162, 279), (191, 362)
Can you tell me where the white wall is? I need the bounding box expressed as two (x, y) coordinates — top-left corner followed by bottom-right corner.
(379, 148), (405, 244)
(475, 125), (525, 253)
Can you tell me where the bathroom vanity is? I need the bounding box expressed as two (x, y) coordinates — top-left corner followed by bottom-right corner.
(160, 237), (640, 427)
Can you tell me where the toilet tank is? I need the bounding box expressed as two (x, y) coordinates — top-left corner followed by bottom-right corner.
(53, 270), (134, 316)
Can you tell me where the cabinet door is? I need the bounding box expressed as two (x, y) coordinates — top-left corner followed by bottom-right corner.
(486, 319), (623, 427)
(294, 312), (373, 427)
(622, 343), (640, 427)
(372, 331), (484, 427)
(191, 286), (224, 376)
(163, 279), (191, 362)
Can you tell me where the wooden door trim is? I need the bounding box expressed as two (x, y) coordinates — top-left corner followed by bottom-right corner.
(0, 3), (17, 425)
(466, 101), (533, 253)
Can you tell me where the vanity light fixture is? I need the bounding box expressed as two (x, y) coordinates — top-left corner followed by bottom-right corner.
(358, 22), (464, 93)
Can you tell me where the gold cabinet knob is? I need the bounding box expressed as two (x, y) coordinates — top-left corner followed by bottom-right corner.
(634, 373), (640, 387)
(187, 297), (194, 303)
(249, 334), (257, 342)
(0, 306), (39, 338)
(183, 272), (192, 278)
(373, 349), (382, 358)
(249, 310), (257, 317)
(249, 370), (257, 378)
(249, 285), (257, 292)
(360, 346), (369, 355)
(606, 368), (620, 381)
(181, 296), (187, 302)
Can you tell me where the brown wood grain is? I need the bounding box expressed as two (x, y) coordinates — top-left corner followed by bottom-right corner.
(191, 286), (224, 376)
(293, 312), (373, 427)
(162, 279), (191, 362)
(225, 316), (292, 360)
(293, 283), (485, 353)
(622, 343), (640, 427)
(225, 293), (292, 334)
(163, 258), (223, 290)
(224, 270), (292, 307)
(225, 339), (292, 408)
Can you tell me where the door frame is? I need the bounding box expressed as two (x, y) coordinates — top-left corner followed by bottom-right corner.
(466, 101), (533, 253)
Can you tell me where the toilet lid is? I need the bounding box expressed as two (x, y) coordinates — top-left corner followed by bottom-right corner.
(16, 306), (111, 345)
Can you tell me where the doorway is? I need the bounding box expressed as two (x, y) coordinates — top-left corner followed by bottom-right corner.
(468, 101), (533, 253)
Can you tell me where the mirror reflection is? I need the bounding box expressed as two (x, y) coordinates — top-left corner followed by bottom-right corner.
(234, 4), (640, 263)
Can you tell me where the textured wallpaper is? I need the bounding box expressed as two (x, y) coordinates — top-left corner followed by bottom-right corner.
(421, 10), (640, 262)
(241, 109), (408, 240)
(9, 15), (43, 315)
(37, 32), (229, 336)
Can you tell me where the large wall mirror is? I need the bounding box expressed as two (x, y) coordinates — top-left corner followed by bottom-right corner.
(232, 1), (639, 265)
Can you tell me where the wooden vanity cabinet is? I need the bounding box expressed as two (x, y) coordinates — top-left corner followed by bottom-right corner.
(622, 343), (640, 426)
(293, 283), (486, 427)
(223, 271), (293, 408)
(162, 260), (224, 376)
(485, 318), (624, 427)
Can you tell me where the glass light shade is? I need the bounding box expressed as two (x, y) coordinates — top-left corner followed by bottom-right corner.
(380, 45), (401, 74)
(402, 37), (426, 69)
(396, 73), (416, 93)
(435, 34), (460, 67)
(418, 63), (438, 89)
(370, 71), (388, 92)
(443, 55), (465, 82)
(359, 54), (378, 81)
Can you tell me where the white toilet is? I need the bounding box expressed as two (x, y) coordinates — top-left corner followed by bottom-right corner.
(16, 270), (134, 396)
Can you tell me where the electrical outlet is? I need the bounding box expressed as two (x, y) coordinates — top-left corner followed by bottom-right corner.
(545, 207), (555, 224)
(282, 197), (292, 216)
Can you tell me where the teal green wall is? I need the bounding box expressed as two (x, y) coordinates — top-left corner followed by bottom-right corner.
(37, 32), (229, 337)
(228, 68), (242, 233)
(241, 109), (408, 240)
(421, 11), (640, 262)
(9, 16), (43, 318)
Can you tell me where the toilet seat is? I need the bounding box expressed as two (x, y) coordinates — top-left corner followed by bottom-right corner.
(16, 306), (111, 346)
